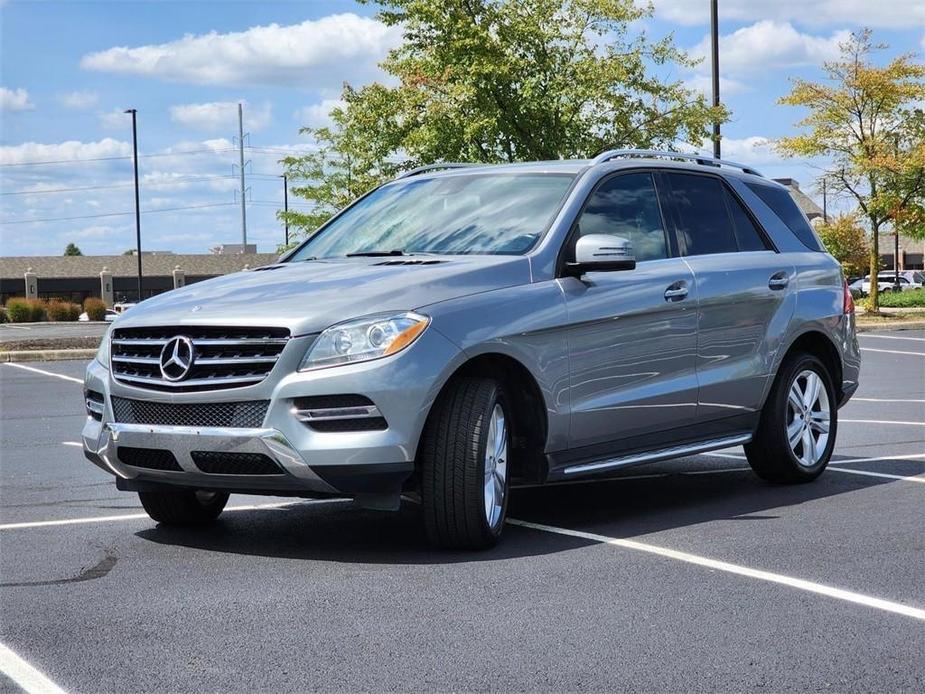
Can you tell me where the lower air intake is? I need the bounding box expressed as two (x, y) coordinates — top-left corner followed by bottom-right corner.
(190, 451), (283, 475)
(117, 447), (182, 471)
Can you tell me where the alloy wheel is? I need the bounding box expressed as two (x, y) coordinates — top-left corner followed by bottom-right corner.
(786, 369), (831, 467)
(483, 403), (508, 528)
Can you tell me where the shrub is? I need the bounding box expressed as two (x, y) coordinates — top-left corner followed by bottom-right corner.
(83, 297), (108, 321)
(877, 287), (925, 308)
(0, 307), (7, 323)
(47, 300), (81, 321)
(4, 298), (48, 322)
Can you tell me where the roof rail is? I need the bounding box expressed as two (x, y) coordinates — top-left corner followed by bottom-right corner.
(590, 149), (764, 177)
(395, 163), (480, 180)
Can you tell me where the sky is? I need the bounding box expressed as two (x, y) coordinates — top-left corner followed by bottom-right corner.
(1, 0), (923, 257)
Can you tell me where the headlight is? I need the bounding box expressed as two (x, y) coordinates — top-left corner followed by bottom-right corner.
(96, 326), (112, 368)
(299, 312), (430, 371)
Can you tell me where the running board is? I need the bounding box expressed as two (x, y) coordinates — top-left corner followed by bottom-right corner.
(561, 433), (752, 476)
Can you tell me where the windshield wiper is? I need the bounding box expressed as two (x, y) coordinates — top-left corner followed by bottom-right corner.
(346, 249), (407, 257)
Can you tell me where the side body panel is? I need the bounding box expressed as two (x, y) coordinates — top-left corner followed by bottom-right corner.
(558, 259), (699, 447)
(681, 251), (796, 418)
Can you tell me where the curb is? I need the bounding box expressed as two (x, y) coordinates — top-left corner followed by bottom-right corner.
(856, 320), (925, 333)
(0, 349), (97, 363)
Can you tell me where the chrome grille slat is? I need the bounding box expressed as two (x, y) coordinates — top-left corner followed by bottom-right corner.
(110, 325), (290, 392)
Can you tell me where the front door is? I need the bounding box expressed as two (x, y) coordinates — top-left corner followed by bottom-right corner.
(560, 171), (699, 451)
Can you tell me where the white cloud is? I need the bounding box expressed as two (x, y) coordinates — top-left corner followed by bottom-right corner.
(0, 87), (34, 111)
(653, 0), (925, 28)
(80, 13), (402, 87)
(0, 138), (131, 166)
(294, 98), (345, 129)
(98, 108), (132, 130)
(170, 101), (272, 132)
(690, 21), (849, 76)
(683, 75), (748, 97)
(60, 90), (99, 109)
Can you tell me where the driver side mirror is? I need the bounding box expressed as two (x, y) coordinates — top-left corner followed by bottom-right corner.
(567, 234), (636, 276)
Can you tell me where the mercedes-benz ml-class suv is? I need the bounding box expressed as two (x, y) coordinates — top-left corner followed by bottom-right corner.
(82, 150), (860, 549)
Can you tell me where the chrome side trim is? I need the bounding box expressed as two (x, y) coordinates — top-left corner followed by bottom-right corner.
(562, 434), (753, 476)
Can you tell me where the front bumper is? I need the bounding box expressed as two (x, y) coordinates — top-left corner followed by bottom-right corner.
(81, 326), (465, 500)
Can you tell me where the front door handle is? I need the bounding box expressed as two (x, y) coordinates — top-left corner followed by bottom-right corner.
(768, 272), (790, 290)
(664, 281), (689, 302)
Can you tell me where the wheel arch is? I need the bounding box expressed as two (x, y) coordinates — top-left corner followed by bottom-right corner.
(773, 329), (844, 403)
(415, 352), (550, 485)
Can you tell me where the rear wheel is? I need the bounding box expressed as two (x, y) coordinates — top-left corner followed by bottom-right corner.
(419, 377), (510, 549)
(138, 489), (229, 525)
(745, 353), (837, 483)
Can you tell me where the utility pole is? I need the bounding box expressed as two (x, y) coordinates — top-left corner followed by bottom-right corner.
(125, 108), (143, 302)
(281, 174), (289, 246)
(710, 0), (721, 159)
(822, 178), (828, 223)
(237, 102), (247, 247)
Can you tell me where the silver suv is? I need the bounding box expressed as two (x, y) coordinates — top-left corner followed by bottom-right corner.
(82, 150), (861, 549)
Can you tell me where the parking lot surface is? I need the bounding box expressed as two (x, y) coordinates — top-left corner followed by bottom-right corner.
(1, 331), (923, 692)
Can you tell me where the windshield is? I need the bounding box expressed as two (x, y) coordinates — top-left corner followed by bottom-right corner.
(288, 173), (575, 260)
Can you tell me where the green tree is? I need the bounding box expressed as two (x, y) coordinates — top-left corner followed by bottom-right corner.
(778, 30), (925, 312)
(63, 243), (83, 256)
(815, 213), (870, 278)
(281, 0), (725, 239)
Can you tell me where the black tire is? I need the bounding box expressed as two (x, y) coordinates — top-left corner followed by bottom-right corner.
(419, 377), (511, 549)
(138, 490), (229, 525)
(745, 352), (837, 483)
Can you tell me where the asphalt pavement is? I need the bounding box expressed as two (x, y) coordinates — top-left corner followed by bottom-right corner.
(1, 332), (923, 692)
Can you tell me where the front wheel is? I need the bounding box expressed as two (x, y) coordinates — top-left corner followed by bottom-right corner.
(745, 353), (837, 483)
(138, 489), (229, 525)
(419, 377), (511, 549)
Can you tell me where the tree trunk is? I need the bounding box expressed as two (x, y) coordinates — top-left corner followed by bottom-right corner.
(868, 221), (880, 313)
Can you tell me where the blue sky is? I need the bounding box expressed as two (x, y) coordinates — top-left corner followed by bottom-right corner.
(1, 0), (923, 257)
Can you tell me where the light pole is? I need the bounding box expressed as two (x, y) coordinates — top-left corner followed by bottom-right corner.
(710, 0), (721, 159)
(125, 108), (143, 302)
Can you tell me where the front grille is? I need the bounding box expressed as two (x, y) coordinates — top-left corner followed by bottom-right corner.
(111, 397), (269, 428)
(110, 325), (290, 392)
(117, 446), (182, 471)
(191, 451), (283, 475)
(291, 394), (388, 432)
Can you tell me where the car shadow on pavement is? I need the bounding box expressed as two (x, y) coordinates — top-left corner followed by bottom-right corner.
(135, 459), (902, 565)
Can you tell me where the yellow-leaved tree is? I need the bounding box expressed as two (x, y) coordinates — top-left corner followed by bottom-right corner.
(777, 30), (925, 312)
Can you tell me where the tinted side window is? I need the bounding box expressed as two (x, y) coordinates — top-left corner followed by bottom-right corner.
(578, 173), (668, 261)
(745, 182), (823, 251)
(725, 189), (770, 252)
(663, 173), (738, 256)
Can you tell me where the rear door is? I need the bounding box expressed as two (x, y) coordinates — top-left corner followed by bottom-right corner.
(659, 172), (795, 421)
(560, 171), (699, 449)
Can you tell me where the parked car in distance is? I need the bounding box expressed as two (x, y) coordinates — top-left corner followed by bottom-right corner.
(79, 309), (118, 322)
(81, 150), (861, 549)
(860, 272), (923, 294)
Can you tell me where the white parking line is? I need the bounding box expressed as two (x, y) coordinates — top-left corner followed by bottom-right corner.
(506, 518), (925, 621)
(860, 334), (925, 342)
(61, 442), (82, 447)
(841, 418), (925, 427)
(3, 363), (83, 384)
(851, 397), (925, 403)
(0, 499), (346, 531)
(0, 642), (66, 694)
(860, 347), (924, 357)
(831, 468), (925, 484)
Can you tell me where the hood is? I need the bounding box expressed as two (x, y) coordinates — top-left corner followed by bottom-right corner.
(114, 255), (531, 336)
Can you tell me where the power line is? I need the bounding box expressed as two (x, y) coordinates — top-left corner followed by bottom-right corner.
(0, 174), (243, 196)
(0, 147), (240, 168)
(0, 201), (235, 226)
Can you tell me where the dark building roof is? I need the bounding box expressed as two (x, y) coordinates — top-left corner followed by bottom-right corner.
(0, 253), (279, 279)
(772, 178), (825, 220)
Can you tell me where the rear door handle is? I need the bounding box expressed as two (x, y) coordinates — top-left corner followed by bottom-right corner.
(768, 272), (790, 290)
(664, 281), (689, 302)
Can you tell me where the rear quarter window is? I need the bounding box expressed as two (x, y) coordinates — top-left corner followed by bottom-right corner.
(745, 182), (823, 251)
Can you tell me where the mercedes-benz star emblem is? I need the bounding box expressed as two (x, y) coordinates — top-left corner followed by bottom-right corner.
(159, 336), (195, 381)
